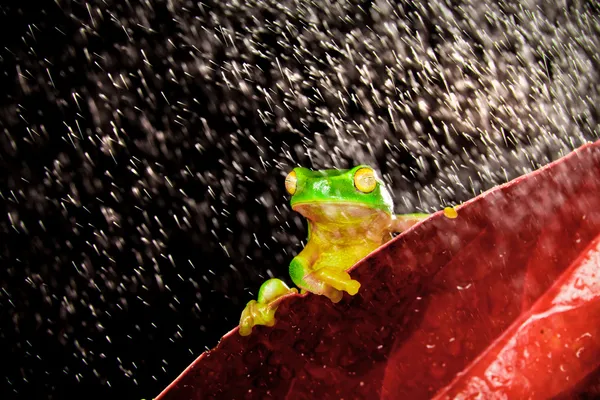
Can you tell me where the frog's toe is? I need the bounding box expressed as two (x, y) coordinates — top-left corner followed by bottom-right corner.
(324, 286), (344, 303)
(239, 322), (253, 336)
(345, 279), (361, 296)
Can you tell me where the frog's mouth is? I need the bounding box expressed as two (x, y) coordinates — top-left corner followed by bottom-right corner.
(292, 202), (388, 224)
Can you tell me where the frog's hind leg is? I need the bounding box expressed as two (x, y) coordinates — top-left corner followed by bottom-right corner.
(238, 278), (296, 336)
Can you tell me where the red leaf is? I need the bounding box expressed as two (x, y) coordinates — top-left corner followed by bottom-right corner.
(431, 234), (600, 399)
(156, 141), (600, 400)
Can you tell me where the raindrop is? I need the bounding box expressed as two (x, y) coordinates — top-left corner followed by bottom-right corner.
(448, 337), (461, 356)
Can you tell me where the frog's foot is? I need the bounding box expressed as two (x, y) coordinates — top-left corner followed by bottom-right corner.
(239, 300), (277, 336)
(239, 278), (297, 336)
(313, 268), (361, 297)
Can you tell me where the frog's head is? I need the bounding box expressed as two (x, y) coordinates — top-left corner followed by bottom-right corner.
(284, 165), (394, 223)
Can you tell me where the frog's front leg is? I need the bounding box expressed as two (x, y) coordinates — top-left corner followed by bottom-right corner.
(289, 257), (360, 303)
(313, 268), (361, 295)
(390, 213), (429, 233)
(239, 278), (297, 336)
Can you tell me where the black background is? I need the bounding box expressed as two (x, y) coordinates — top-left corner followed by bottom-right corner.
(1, 0), (599, 399)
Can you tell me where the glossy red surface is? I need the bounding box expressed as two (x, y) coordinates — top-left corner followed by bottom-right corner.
(432, 234), (600, 399)
(157, 141), (600, 400)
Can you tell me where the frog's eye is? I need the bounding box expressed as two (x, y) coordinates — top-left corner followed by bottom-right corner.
(354, 167), (377, 193)
(285, 170), (297, 195)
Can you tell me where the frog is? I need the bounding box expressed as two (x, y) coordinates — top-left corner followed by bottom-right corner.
(238, 165), (428, 336)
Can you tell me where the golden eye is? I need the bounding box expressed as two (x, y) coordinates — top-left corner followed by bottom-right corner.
(285, 170), (297, 195)
(354, 167), (377, 193)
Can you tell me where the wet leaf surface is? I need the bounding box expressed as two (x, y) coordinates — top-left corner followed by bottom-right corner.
(157, 141), (600, 400)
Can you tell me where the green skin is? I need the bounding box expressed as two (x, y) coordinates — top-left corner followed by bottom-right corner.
(238, 165), (427, 336)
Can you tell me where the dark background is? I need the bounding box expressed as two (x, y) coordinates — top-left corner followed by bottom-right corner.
(0, 0), (598, 398)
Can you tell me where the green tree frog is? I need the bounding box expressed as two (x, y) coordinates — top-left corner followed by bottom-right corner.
(238, 165), (427, 336)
